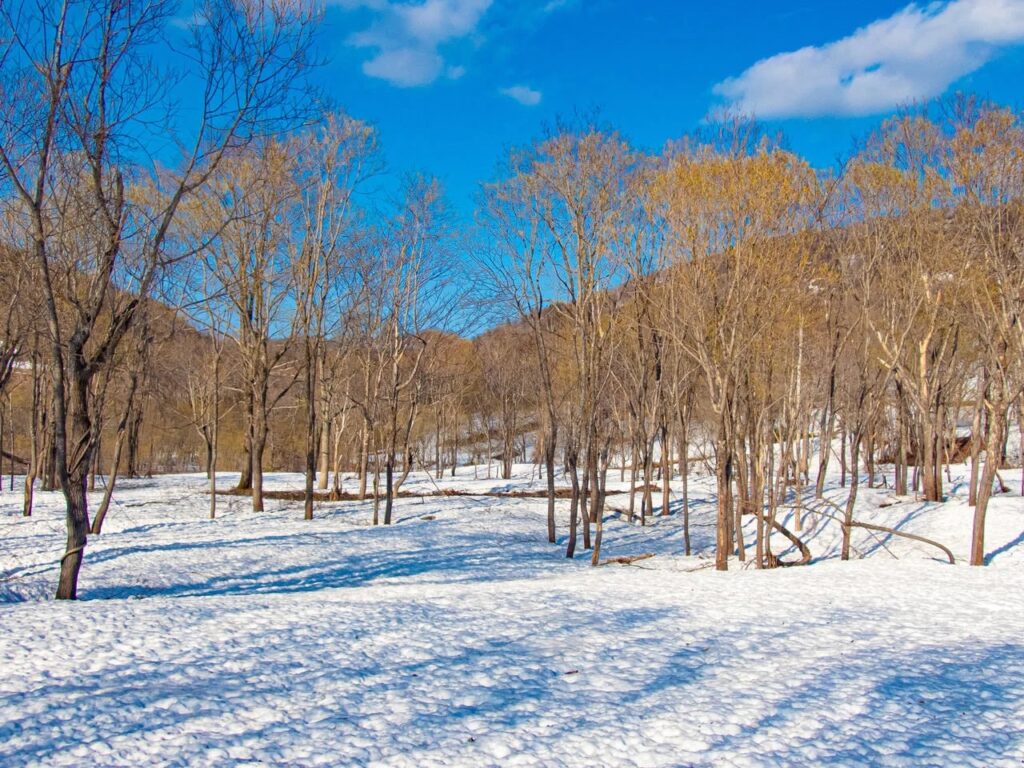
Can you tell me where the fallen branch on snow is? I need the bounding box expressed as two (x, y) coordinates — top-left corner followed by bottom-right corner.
(848, 520), (955, 565)
(598, 553), (655, 567)
(764, 518), (812, 567)
(804, 498), (956, 565)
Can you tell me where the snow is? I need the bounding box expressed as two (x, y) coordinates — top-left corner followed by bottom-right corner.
(2, 463), (1024, 766)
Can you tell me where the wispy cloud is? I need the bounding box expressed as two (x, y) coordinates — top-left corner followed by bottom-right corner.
(542, 0), (576, 12)
(500, 84), (542, 106)
(338, 0), (493, 87)
(715, 0), (1024, 118)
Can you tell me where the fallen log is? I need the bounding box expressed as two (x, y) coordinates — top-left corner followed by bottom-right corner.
(217, 485), (639, 502)
(598, 553), (655, 567)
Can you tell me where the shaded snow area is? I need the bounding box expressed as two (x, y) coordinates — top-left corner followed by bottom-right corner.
(2, 464), (1024, 766)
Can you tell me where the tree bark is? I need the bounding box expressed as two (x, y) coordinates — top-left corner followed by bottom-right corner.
(971, 404), (1007, 566)
(841, 432), (862, 561)
(545, 425), (557, 544)
(714, 433), (732, 572)
(566, 453), (579, 559)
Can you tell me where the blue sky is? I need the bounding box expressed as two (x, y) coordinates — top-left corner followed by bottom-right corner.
(303, 0), (1024, 215)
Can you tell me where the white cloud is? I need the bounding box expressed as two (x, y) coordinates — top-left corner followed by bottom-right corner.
(337, 0), (492, 87)
(500, 84), (542, 106)
(714, 0), (1024, 118)
(360, 46), (444, 86)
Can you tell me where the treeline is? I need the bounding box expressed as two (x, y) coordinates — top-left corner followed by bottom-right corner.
(481, 103), (1024, 570)
(1, 1), (1022, 600)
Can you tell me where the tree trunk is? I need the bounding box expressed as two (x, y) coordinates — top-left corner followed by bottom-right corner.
(580, 447), (592, 550)
(971, 402), (1007, 566)
(236, 391), (255, 491)
(679, 430), (690, 556)
(23, 345), (41, 517)
(91, 429), (126, 535)
(303, 342), (317, 521)
(815, 359), (837, 498)
(502, 411), (514, 480)
(395, 446), (414, 495)
(0, 406), (5, 493)
(545, 425), (557, 544)
(590, 446), (607, 566)
(660, 424), (670, 516)
(714, 434), (732, 572)
(1017, 397), (1023, 496)
(968, 374), (987, 506)
(895, 383), (909, 496)
(628, 438), (638, 524)
(332, 407), (348, 497)
(435, 407), (443, 476)
(865, 428), (875, 489)
(384, 455), (394, 525)
(203, 434), (214, 480)
(317, 418), (330, 491)
(41, 409), (57, 492)
(921, 415), (941, 503)
(56, 474), (90, 600)
(252, 430), (266, 513)
(304, 422), (316, 521)
(641, 444), (652, 526)
(753, 440), (766, 569)
(54, 321), (97, 600)
(733, 439), (748, 561)
(566, 454), (579, 559)
(126, 407), (143, 478)
(791, 435), (803, 531)
(87, 431), (98, 492)
(841, 432), (862, 561)
(91, 363), (144, 535)
(210, 357), (220, 520)
(372, 458), (381, 526)
(358, 420), (370, 500)
(839, 427), (847, 488)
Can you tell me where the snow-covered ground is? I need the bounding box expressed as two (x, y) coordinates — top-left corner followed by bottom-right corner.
(2, 463), (1023, 766)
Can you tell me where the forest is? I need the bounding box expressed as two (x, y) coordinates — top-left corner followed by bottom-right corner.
(2, 1), (1024, 765)
(0, 1), (1022, 603)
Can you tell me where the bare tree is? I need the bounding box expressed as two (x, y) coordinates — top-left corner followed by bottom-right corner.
(199, 140), (303, 513)
(658, 129), (820, 570)
(290, 114), (377, 519)
(485, 124), (632, 562)
(0, 0), (319, 597)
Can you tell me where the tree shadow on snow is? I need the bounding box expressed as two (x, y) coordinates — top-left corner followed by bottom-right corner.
(0, 603), (686, 765)
(707, 641), (1024, 764)
(81, 522), (585, 601)
(3, 594), (1020, 766)
(985, 528), (1024, 565)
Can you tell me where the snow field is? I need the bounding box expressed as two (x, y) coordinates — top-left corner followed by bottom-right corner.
(1, 464), (1023, 766)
